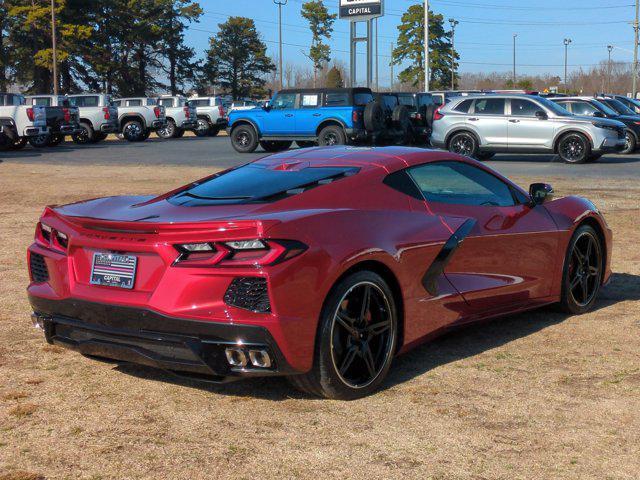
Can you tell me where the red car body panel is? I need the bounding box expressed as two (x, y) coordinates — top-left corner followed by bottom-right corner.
(27, 147), (613, 377)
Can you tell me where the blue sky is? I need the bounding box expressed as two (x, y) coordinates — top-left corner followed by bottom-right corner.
(188, 0), (637, 86)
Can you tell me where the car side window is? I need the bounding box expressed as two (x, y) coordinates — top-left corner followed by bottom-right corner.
(453, 99), (473, 113)
(34, 98), (51, 106)
(158, 98), (174, 107)
(301, 94), (319, 108)
(568, 101), (598, 116)
(473, 98), (505, 115)
(325, 93), (349, 106)
(407, 161), (516, 207)
(127, 99), (142, 106)
(271, 93), (296, 110)
(510, 99), (540, 117)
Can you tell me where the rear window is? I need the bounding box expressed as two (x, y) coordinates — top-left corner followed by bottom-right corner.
(168, 164), (359, 206)
(397, 95), (416, 109)
(69, 96), (99, 107)
(453, 99), (473, 113)
(33, 97), (51, 106)
(325, 93), (349, 106)
(354, 92), (373, 106)
(190, 99), (210, 107)
(158, 98), (174, 107)
(146, 98), (158, 106)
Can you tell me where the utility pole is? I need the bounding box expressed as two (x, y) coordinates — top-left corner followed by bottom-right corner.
(449, 18), (458, 90)
(274, 0), (287, 91)
(607, 45), (613, 93)
(390, 42), (394, 89)
(424, 0), (429, 92)
(512, 34), (517, 84)
(51, 0), (58, 95)
(375, 18), (379, 91)
(634, 0), (639, 98)
(563, 38), (572, 93)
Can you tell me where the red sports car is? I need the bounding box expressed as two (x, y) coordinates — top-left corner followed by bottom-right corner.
(27, 147), (612, 399)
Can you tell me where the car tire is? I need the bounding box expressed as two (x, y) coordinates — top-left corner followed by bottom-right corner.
(391, 105), (410, 132)
(364, 102), (384, 132)
(8, 137), (27, 150)
(260, 140), (292, 152)
(557, 132), (590, 164)
(318, 125), (346, 146)
(231, 124), (259, 153)
(447, 131), (479, 158)
(621, 129), (636, 154)
(559, 224), (604, 315)
(296, 141), (317, 148)
(156, 119), (176, 139)
(288, 270), (398, 400)
(175, 128), (185, 138)
(475, 152), (496, 161)
(72, 121), (96, 144)
(122, 120), (145, 142)
(141, 129), (152, 141)
(195, 118), (211, 137)
(47, 134), (64, 146)
(28, 134), (51, 148)
(208, 126), (220, 137)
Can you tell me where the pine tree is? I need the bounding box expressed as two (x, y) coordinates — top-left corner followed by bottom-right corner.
(301, 1), (336, 88)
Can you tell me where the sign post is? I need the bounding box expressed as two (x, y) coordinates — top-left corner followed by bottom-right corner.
(339, 0), (384, 88)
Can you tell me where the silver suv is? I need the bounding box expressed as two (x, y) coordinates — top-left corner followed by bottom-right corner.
(431, 94), (626, 163)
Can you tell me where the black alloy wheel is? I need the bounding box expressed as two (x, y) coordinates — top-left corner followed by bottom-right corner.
(621, 130), (636, 154)
(318, 125), (346, 146)
(558, 133), (589, 164)
(561, 225), (603, 314)
(448, 132), (477, 158)
(195, 118), (210, 137)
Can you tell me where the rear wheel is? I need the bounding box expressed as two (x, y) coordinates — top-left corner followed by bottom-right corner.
(156, 119), (177, 139)
(288, 271), (398, 400)
(260, 140), (292, 152)
(621, 129), (636, 154)
(47, 134), (64, 146)
(28, 134), (51, 148)
(195, 118), (211, 137)
(448, 131), (478, 158)
(318, 125), (346, 146)
(560, 225), (603, 314)
(231, 124), (258, 153)
(9, 137), (27, 150)
(72, 121), (96, 144)
(557, 133), (590, 164)
(122, 120), (145, 142)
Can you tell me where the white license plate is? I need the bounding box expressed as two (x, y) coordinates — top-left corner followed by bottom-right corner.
(90, 253), (137, 289)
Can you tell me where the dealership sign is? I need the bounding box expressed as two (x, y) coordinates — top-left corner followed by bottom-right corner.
(339, 0), (383, 21)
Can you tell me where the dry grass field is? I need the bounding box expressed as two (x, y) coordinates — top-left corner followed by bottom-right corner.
(0, 160), (639, 480)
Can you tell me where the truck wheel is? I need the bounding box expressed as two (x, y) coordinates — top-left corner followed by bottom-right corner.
(557, 133), (590, 164)
(364, 102), (384, 132)
(28, 134), (51, 148)
(8, 137), (27, 150)
(156, 119), (176, 139)
(318, 125), (346, 146)
(208, 126), (220, 137)
(47, 134), (64, 146)
(231, 125), (258, 153)
(72, 121), (95, 144)
(122, 120), (145, 142)
(260, 140), (292, 152)
(195, 118), (211, 137)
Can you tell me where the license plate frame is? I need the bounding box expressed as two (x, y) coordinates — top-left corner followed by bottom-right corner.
(90, 252), (137, 290)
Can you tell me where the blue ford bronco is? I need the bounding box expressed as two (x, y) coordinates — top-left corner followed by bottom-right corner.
(227, 88), (384, 153)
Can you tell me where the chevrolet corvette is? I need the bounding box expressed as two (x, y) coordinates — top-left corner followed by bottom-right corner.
(27, 146), (612, 399)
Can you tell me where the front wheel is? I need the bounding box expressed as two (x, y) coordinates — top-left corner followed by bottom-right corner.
(72, 121), (95, 144)
(318, 125), (346, 146)
(620, 130), (636, 154)
(156, 119), (176, 139)
(448, 131), (478, 158)
(47, 134), (64, 146)
(559, 225), (604, 314)
(9, 137), (27, 150)
(230, 124), (258, 153)
(557, 133), (590, 164)
(195, 118), (211, 137)
(28, 134), (51, 148)
(288, 271), (398, 400)
(122, 120), (145, 142)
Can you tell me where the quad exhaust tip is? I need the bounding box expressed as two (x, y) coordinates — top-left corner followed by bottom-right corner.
(225, 347), (272, 369)
(31, 312), (45, 331)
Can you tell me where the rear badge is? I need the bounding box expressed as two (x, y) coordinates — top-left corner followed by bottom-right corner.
(90, 252), (137, 289)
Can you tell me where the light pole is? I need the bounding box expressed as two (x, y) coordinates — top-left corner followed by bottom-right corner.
(607, 45), (613, 92)
(563, 38), (572, 93)
(634, 0), (639, 98)
(449, 18), (458, 90)
(51, 0), (58, 95)
(512, 34), (517, 84)
(274, 0), (287, 91)
(424, 0), (429, 92)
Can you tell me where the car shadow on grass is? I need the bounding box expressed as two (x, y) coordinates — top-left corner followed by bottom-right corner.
(111, 272), (640, 401)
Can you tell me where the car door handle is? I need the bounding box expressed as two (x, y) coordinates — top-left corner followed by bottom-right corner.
(509, 119), (520, 123)
(285, 114), (294, 117)
(468, 117), (479, 121)
(312, 113), (322, 117)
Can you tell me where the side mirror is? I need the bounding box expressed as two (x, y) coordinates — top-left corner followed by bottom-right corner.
(535, 110), (548, 120)
(593, 111), (605, 118)
(263, 102), (271, 111)
(529, 183), (554, 206)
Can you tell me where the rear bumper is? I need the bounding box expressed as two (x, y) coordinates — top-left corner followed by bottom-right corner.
(29, 295), (298, 381)
(23, 126), (48, 137)
(179, 119), (198, 129)
(345, 127), (369, 143)
(50, 123), (82, 136)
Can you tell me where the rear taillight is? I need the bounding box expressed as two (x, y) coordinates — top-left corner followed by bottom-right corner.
(27, 107), (35, 121)
(35, 222), (68, 253)
(62, 107), (71, 123)
(433, 105), (444, 121)
(154, 106), (161, 118)
(103, 106), (110, 120)
(184, 106), (190, 118)
(218, 105), (225, 117)
(352, 110), (362, 123)
(173, 239), (306, 268)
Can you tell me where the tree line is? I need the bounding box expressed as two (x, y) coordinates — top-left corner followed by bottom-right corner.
(0, 0), (459, 98)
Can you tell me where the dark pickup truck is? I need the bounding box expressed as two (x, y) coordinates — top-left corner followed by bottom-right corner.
(24, 95), (83, 147)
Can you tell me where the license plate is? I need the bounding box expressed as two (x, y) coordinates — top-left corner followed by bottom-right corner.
(90, 253), (137, 289)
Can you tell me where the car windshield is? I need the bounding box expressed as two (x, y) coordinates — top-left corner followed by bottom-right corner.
(535, 96), (572, 116)
(604, 98), (636, 116)
(590, 99), (618, 116)
(168, 164), (359, 206)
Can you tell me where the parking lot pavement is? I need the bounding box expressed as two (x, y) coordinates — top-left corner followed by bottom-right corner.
(2, 136), (640, 180)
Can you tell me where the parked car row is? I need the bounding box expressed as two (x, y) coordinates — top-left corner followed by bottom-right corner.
(0, 92), (230, 150)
